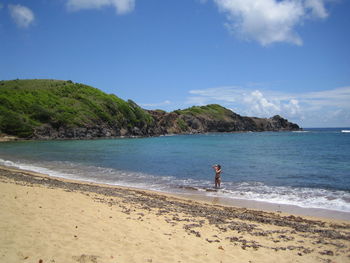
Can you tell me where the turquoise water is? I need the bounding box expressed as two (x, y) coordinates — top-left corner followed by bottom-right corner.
(1, 128), (350, 213)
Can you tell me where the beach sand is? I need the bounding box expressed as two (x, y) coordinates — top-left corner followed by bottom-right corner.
(1, 166), (350, 263)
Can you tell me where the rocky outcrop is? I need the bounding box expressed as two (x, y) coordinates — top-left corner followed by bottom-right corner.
(251, 115), (300, 131)
(33, 122), (156, 139)
(29, 107), (300, 140)
(30, 109), (300, 140)
(33, 124), (121, 139)
(146, 108), (300, 136)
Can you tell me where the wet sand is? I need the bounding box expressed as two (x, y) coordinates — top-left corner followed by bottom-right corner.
(179, 192), (350, 221)
(1, 165), (350, 263)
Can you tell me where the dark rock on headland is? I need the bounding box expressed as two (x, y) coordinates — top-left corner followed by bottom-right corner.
(148, 106), (300, 135)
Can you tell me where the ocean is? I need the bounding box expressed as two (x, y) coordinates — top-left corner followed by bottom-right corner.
(1, 128), (350, 215)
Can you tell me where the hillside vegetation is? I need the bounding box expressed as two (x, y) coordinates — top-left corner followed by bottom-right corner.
(0, 79), (152, 137)
(0, 79), (300, 139)
(174, 104), (236, 121)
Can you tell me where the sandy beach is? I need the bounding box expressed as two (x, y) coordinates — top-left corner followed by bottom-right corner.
(1, 166), (350, 263)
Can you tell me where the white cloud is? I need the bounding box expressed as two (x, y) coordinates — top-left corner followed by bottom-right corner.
(189, 86), (242, 104)
(213, 0), (329, 46)
(300, 87), (350, 107)
(66, 0), (135, 15)
(187, 85), (350, 127)
(8, 4), (35, 28)
(187, 86), (297, 117)
(304, 0), (328, 19)
(140, 100), (172, 108)
(244, 90), (281, 116)
(283, 99), (301, 116)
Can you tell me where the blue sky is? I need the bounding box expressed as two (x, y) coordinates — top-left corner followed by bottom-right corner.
(1, 0), (350, 127)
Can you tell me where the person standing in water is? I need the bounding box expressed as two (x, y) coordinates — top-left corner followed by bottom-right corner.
(213, 164), (222, 188)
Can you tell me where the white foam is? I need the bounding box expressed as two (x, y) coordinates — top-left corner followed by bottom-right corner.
(0, 158), (95, 183)
(1, 157), (350, 213)
(205, 183), (350, 213)
(0, 157), (177, 192)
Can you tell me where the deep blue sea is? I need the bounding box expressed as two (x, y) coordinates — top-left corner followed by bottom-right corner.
(1, 128), (350, 213)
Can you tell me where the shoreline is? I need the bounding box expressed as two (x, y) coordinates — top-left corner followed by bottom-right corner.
(1, 162), (349, 221)
(0, 136), (19, 142)
(177, 191), (350, 221)
(0, 129), (303, 143)
(1, 165), (350, 262)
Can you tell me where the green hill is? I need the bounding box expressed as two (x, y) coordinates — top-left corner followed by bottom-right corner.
(174, 104), (236, 121)
(0, 79), (300, 139)
(0, 79), (153, 138)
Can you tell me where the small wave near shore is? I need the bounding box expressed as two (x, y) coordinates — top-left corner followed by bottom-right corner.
(1, 157), (350, 217)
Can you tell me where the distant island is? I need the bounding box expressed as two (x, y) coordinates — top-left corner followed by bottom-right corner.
(0, 79), (301, 140)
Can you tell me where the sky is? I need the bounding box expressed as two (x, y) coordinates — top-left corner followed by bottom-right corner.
(1, 0), (350, 128)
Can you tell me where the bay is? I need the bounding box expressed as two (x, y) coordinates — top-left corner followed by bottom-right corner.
(1, 128), (350, 214)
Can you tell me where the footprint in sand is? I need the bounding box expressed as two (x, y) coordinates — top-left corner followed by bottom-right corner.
(72, 254), (99, 263)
